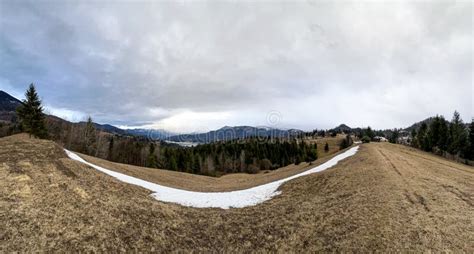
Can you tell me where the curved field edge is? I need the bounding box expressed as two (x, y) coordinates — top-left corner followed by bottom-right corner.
(74, 135), (347, 193)
(65, 146), (359, 208)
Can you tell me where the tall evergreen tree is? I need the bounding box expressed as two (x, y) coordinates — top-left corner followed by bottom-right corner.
(146, 143), (158, 168)
(169, 155), (178, 171)
(340, 135), (353, 149)
(411, 129), (418, 148)
(427, 116), (442, 150)
(16, 83), (48, 138)
(466, 119), (474, 160)
(437, 116), (449, 151)
(417, 122), (429, 151)
(307, 144), (318, 161)
(84, 116), (97, 154)
(365, 126), (375, 140)
(389, 129), (399, 144)
(448, 111), (468, 157)
(107, 136), (114, 160)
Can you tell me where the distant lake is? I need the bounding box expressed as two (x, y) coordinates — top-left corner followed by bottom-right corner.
(163, 140), (200, 147)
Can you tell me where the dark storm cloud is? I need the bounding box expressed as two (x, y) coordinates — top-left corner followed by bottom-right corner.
(0, 0), (472, 132)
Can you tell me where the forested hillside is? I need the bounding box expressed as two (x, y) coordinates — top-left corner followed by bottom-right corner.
(52, 117), (325, 176)
(410, 112), (473, 163)
(42, 107), (339, 176)
(157, 138), (319, 175)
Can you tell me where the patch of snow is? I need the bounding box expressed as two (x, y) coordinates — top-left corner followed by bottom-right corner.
(64, 146), (359, 209)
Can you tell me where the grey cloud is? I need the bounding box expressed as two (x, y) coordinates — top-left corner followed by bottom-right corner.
(0, 0), (471, 131)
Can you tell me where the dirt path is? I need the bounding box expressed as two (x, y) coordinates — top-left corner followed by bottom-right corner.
(370, 143), (473, 249)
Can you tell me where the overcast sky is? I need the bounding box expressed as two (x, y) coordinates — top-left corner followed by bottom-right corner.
(0, 1), (472, 133)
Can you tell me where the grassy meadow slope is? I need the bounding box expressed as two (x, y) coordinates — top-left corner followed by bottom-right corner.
(1, 134), (473, 252)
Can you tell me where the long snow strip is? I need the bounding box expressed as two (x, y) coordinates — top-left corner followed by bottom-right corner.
(65, 146), (359, 209)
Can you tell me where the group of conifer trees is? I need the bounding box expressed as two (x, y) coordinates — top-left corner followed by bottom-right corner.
(411, 111), (473, 160)
(155, 138), (318, 176)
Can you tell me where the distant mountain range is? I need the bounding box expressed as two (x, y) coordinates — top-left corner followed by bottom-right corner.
(0, 90), (174, 139)
(125, 128), (177, 140)
(4, 90), (464, 143)
(0, 91), (22, 111)
(0, 90), (390, 142)
(82, 122), (127, 135)
(0, 90), (22, 122)
(0, 90), (306, 143)
(165, 126), (304, 143)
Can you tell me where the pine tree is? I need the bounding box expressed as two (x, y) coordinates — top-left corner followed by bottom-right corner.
(427, 116), (441, 150)
(389, 129), (399, 144)
(307, 144), (318, 161)
(365, 127), (375, 140)
(295, 155), (301, 165)
(417, 122), (429, 151)
(84, 116), (97, 154)
(169, 155), (178, 171)
(16, 83), (48, 138)
(438, 116), (449, 151)
(448, 111), (468, 157)
(146, 143), (158, 168)
(339, 135), (352, 149)
(410, 129), (417, 147)
(324, 142), (329, 152)
(467, 119), (474, 160)
(239, 150), (246, 172)
(206, 155), (215, 176)
(193, 154), (201, 174)
(107, 136), (114, 160)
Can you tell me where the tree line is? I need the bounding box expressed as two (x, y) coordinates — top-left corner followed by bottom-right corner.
(155, 138), (318, 175)
(51, 119), (320, 176)
(52, 116), (320, 176)
(351, 111), (473, 162)
(411, 111), (473, 161)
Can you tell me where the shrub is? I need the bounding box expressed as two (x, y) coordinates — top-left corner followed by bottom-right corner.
(260, 159), (272, 171)
(295, 156), (301, 165)
(246, 164), (259, 174)
(340, 135), (353, 149)
(361, 136), (371, 143)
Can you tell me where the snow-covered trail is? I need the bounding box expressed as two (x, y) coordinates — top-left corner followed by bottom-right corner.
(65, 146), (359, 209)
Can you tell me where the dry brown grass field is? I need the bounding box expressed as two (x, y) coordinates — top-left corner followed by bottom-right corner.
(1, 134), (473, 252)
